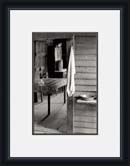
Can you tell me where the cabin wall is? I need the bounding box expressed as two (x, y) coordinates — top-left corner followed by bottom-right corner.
(34, 41), (47, 69)
(73, 35), (97, 134)
(74, 35), (97, 97)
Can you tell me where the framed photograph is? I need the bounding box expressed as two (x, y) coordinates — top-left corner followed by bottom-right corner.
(0, 0), (128, 165)
(32, 32), (98, 135)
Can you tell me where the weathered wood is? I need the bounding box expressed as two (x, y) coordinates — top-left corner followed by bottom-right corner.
(75, 55), (96, 60)
(41, 117), (66, 131)
(76, 67), (96, 73)
(64, 86), (66, 103)
(75, 36), (97, 43)
(75, 49), (97, 55)
(75, 60), (96, 67)
(74, 91), (96, 97)
(58, 119), (67, 133)
(40, 101), (67, 131)
(32, 32), (97, 41)
(73, 98), (97, 136)
(75, 45), (97, 50)
(34, 124), (61, 134)
(74, 121), (96, 129)
(67, 96), (74, 134)
(74, 115), (96, 123)
(75, 47), (96, 51)
(76, 42), (97, 49)
(75, 85), (96, 92)
(74, 102), (97, 111)
(35, 78), (67, 95)
(75, 79), (96, 86)
(75, 73), (96, 79)
(74, 127), (97, 134)
(75, 109), (96, 116)
(74, 35), (97, 134)
(48, 94), (51, 115)
(76, 53), (96, 56)
(43, 78), (67, 88)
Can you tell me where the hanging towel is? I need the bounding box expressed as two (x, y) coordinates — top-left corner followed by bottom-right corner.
(67, 46), (76, 97)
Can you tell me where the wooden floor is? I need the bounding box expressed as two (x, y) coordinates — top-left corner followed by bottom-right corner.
(33, 92), (97, 134)
(33, 92), (67, 134)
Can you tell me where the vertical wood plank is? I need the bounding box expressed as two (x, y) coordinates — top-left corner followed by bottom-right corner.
(67, 96), (74, 133)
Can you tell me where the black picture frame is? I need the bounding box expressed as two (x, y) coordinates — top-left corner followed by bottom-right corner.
(0, 0), (129, 165)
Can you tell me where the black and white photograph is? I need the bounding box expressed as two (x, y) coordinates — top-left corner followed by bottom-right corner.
(32, 32), (98, 134)
(0, 0), (128, 162)
(7, 8), (122, 158)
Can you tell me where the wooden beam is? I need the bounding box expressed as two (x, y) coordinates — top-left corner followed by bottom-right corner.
(67, 96), (74, 134)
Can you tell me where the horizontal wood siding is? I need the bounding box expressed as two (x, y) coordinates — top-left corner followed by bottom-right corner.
(75, 79), (96, 86)
(74, 128), (97, 134)
(74, 116), (96, 123)
(75, 35), (97, 96)
(75, 85), (96, 92)
(75, 109), (96, 117)
(74, 102), (97, 111)
(76, 67), (96, 73)
(75, 49), (97, 55)
(74, 121), (96, 129)
(75, 73), (96, 79)
(75, 55), (96, 60)
(73, 35), (97, 134)
(75, 91), (96, 97)
(73, 99), (97, 134)
(75, 60), (96, 67)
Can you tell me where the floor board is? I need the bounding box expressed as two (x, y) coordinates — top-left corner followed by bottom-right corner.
(33, 92), (97, 134)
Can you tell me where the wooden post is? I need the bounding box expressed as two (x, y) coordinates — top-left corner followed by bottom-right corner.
(67, 96), (74, 134)
(64, 86), (66, 103)
(48, 94), (51, 115)
(66, 34), (75, 134)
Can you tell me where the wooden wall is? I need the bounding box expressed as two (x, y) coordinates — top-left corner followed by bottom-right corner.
(32, 32), (97, 41)
(74, 35), (97, 97)
(73, 100), (97, 134)
(34, 41), (47, 69)
(73, 35), (97, 134)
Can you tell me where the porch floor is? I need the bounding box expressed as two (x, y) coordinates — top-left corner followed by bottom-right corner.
(33, 92), (97, 134)
(33, 92), (67, 134)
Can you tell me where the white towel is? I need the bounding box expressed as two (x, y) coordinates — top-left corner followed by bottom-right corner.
(67, 46), (76, 97)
